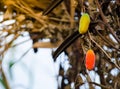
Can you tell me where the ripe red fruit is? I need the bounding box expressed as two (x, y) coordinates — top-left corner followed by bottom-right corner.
(85, 49), (95, 70)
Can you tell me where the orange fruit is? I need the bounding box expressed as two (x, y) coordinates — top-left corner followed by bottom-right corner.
(85, 49), (95, 70)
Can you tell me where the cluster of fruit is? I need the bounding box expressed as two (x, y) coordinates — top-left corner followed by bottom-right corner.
(79, 13), (95, 70)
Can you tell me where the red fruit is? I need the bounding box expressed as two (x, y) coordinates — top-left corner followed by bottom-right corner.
(85, 49), (95, 70)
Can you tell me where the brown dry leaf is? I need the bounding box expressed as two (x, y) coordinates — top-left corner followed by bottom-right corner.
(16, 14), (25, 22)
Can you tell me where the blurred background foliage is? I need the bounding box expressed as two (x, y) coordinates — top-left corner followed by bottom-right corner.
(0, 0), (120, 89)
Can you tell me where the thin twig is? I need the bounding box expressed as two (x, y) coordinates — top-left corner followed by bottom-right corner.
(12, 47), (32, 65)
(12, 38), (30, 47)
(114, 81), (117, 89)
(96, 29), (120, 51)
(48, 17), (70, 23)
(70, 0), (77, 28)
(89, 82), (111, 89)
(85, 73), (95, 89)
